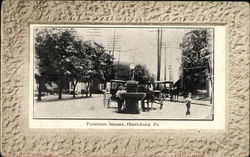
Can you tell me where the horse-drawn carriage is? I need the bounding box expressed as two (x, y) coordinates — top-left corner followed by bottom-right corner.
(138, 82), (166, 110)
(154, 80), (180, 102)
(144, 80), (180, 110)
(149, 90), (164, 110)
(103, 79), (180, 110)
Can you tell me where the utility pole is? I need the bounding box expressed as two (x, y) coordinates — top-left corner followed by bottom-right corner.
(118, 50), (121, 66)
(163, 42), (167, 81)
(107, 29), (121, 79)
(168, 65), (172, 81)
(157, 28), (163, 81)
(149, 28), (168, 83)
(168, 43), (173, 82)
(157, 29), (160, 81)
(112, 30), (116, 56)
(107, 29), (121, 61)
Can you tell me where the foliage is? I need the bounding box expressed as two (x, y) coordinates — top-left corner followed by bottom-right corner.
(180, 29), (213, 93)
(35, 28), (115, 99)
(180, 29), (212, 69)
(35, 28), (81, 99)
(133, 64), (155, 84)
(35, 28), (77, 80)
(83, 41), (115, 82)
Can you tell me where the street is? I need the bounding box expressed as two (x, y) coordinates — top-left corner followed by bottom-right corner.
(34, 94), (213, 120)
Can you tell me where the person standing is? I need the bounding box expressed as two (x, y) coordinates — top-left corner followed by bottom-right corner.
(140, 85), (146, 112)
(103, 86), (110, 108)
(147, 82), (154, 92)
(146, 83), (154, 110)
(185, 93), (192, 116)
(116, 86), (126, 113)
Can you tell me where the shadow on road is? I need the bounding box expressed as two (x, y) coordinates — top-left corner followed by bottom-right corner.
(35, 95), (94, 103)
(164, 99), (211, 107)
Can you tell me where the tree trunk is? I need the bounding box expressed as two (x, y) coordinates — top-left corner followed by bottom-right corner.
(37, 79), (42, 101)
(73, 85), (76, 98)
(89, 80), (92, 97)
(58, 80), (63, 100)
(72, 81), (78, 98)
(86, 82), (89, 97)
(104, 81), (107, 90)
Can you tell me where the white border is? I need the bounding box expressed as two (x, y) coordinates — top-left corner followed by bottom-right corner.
(29, 24), (225, 129)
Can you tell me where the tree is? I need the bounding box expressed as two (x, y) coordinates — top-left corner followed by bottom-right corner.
(68, 40), (95, 98)
(99, 51), (115, 88)
(180, 29), (213, 95)
(133, 64), (154, 85)
(35, 28), (61, 101)
(67, 40), (86, 98)
(35, 28), (80, 100)
(35, 28), (115, 100)
(84, 41), (115, 94)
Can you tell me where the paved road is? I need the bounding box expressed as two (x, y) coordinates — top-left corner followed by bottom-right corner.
(34, 94), (213, 120)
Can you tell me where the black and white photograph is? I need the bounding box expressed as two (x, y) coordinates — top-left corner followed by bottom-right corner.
(32, 25), (214, 122)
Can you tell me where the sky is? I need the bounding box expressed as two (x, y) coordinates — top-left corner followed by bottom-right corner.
(74, 26), (198, 82)
(35, 26), (212, 83)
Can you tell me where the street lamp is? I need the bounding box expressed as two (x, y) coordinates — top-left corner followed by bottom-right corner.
(130, 64), (135, 80)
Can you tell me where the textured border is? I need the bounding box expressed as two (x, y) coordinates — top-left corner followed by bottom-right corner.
(1, 1), (249, 156)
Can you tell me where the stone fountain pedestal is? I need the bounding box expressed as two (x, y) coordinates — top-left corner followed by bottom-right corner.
(120, 80), (146, 114)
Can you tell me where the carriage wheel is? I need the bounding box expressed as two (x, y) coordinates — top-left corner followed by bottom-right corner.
(162, 94), (166, 100)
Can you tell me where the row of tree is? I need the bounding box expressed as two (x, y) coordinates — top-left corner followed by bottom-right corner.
(35, 28), (115, 101)
(180, 29), (213, 96)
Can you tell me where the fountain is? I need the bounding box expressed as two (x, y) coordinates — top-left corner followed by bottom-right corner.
(120, 64), (146, 114)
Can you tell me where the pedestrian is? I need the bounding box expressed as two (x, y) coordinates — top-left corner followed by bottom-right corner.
(147, 82), (154, 92)
(146, 83), (154, 110)
(116, 86), (126, 113)
(139, 85), (146, 112)
(103, 86), (110, 108)
(185, 92), (192, 116)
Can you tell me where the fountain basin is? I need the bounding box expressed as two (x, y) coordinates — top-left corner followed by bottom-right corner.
(120, 92), (146, 100)
(120, 92), (146, 114)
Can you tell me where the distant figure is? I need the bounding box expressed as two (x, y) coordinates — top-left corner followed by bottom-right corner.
(139, 85), (147, 112)
(147, 82), (154, 92)
(103, 87), (110, 108)
(170, 87), (179, 102)
(185, 93), (192, 116)
(116, 86), (126, 112)
(145, 83), (154, 110)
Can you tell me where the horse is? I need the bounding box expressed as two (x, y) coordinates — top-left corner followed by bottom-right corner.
(170, 87), (179, 102)
(138, 85), (154, 111)
(170, 79), (181, 102)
